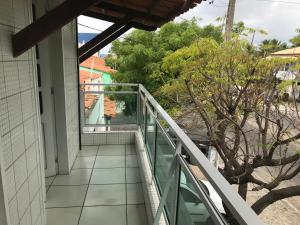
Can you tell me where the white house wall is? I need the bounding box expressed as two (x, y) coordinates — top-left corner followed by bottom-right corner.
(0, 0), (46, 225)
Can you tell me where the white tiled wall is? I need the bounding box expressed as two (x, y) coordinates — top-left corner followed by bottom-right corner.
(81, 132), (136, 145)
(62, 21), (80, 171)
(0, 0), (46, 225)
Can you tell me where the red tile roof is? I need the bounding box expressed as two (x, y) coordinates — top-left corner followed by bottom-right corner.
(104, 96), (116, 118)
(85, 94), (98, 110)
(80, 70), (101, 84)
(80, 56), (115, 73)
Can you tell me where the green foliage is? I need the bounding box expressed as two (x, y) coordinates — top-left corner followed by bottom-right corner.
(290, 27), (300, 47)
(105, 20), (223, 96)
(160, 38), (294, 114)
(259, 39), (288, 56)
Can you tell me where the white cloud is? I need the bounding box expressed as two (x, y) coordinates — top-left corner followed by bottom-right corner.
(178, 0), (300, 44)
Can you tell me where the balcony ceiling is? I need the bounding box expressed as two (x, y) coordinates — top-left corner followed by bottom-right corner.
(84, 0), (204, 30)
(12, 0), (203, 57)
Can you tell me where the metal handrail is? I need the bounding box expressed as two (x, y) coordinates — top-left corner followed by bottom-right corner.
(80, 82), (139, 86)
(138, 84), (263, 225)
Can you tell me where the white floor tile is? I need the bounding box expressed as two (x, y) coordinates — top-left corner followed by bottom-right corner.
(127, 204), (148, 225)
(46, 207), (81, 225)
(79, 206), (126, 225)
(78, 147), (98, 157)
(127, 183), (144, 204)
(73, 157), (95, 169)
(85, 184), (126, 206)
(90, 168), (125, 184)
(126, 155), (138, 168)
(46, 185), (88, 208)
(98, 145), (125, 156)
(94, 156), (125, 168)
(126, 145), (136, 155)
(126, 168), (141, 183)
(52, 169), (92, 185)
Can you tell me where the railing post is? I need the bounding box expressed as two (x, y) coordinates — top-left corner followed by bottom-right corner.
(144, 106), (148, 144)
(137, 88), (141, 126)
(80, 90), (84, 133)
(171, 142), (182, 225)
(152, 123), (158, 175)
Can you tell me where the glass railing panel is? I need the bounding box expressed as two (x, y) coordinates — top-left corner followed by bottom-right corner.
(83, 93), (137, 126)
(145, 108), (156, 164)
(154, 124), (177, 222)
(154, 124), (175, 191)
(140, 96), (146, 136)
(176, 166), (218, 225)
(181, 146), (231, 224)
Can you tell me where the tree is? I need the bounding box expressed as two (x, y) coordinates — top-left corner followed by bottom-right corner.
(290, 27), (300, 47)
(105, 20), (223, 97)
(161, 38), (300, 218)
(259, 39), (288, 56)
(232, 21), (268, 46)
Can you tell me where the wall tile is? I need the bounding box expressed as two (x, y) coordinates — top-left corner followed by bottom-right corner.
(13, 153), (27, 190)
(0, 25), (14, 61)
(106, 133), (119, 145)
(7, 93), (22, 129)
(20, 207), (32, 225)
(0, 98), (9, 135)
(13, 0), (28, 29)
(28, 167), (39, 201)
(24, 117), (35, 148)
(0, 62), (6, 99)
(21, 90), (34, 120)
(18, 61), (33, 92)
(93, 133), (106, 145)
(2, 133), (12, 169)
(30, 191), (41, 224)
(16, 181), (30, 220)
(26, 142), (37, 175)
(5, 165), (16, 201)
(11, 124), (25, 160)
(81, 133), (93, 145)
(0, 0), (13, 27)
(3, 61), (20, 97)
(8, 196), (19, 225)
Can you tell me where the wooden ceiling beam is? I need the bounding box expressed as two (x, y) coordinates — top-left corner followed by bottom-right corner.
(78, 15), (133, 62)
(79, 25), (131, 63)
(95, 2), (167, 21)
(12, 0), (102, 57)
(83, 10), (159, 31)
(83, 11), (157, 31)
(89, 4), (167, 27)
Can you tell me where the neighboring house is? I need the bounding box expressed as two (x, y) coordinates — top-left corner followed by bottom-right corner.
(270, 47), (300, 100)
(79, 56), (116, 132)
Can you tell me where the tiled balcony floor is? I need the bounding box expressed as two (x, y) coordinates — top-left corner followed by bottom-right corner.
(45, 145), (148, 225)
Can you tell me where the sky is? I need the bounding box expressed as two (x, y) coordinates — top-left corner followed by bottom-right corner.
(78, 0), (300, 54)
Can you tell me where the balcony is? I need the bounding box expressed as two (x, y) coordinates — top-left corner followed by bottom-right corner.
(45, 83), (262, 225)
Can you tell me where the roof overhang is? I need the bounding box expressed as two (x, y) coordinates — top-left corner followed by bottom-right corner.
(12, 0), (204, 57)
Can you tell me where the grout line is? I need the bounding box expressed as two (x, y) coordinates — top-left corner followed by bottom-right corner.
(76, 145), (99, 225)
(45, 203), (146, 209)
(50, 182), (142, 187)
(72, 165), (139, 169)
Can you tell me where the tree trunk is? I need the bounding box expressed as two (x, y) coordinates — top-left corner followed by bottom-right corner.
(252, 185), (300, 214)
(238, 182), (248, 200)
(225, 0), (236, 41)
